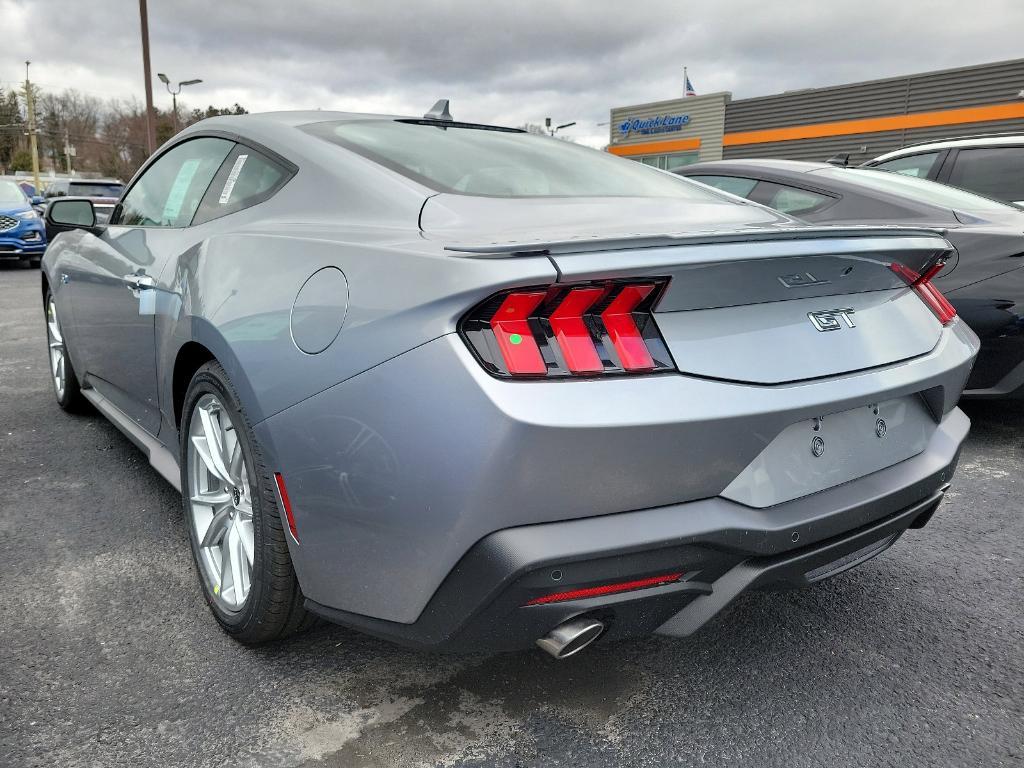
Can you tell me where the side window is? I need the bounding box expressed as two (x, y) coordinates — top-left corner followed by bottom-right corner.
(755, 182), (834, 216)
(193, 146), (291, 225)
(873, 152), (940, 178)
(947, 147), (1024, 203)
(117, 137), (233, 227)
(688, 175), (758, 198)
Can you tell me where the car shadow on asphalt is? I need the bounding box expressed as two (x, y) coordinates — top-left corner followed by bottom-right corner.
(72, 371), (1024, 674)
(0, 259), (39, 271)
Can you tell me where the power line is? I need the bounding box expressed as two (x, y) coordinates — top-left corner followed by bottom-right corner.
(0, 124), (148, 151)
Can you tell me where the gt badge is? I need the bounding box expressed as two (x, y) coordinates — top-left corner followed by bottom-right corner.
(808, 308), (856, 332)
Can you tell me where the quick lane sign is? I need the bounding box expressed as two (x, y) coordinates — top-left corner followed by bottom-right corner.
(618, 113), (690, 136)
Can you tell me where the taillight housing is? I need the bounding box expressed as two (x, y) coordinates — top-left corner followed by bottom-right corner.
(460, 279), (675, 378)
(890, 260), (958, 325)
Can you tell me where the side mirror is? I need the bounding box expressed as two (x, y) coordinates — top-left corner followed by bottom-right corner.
(30, 195), (44, 206)
(45, 199), (100, 240)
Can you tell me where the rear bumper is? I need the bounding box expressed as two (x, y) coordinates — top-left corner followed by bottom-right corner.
(306, 407), (967, 652)
(257, 319), (977, 625)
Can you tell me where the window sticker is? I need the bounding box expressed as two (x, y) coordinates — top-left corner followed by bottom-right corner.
(162, 158), (202, 223)
(219, 154), (249, 204)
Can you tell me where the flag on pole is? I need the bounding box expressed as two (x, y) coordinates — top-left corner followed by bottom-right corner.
(684, 67), (697, 97)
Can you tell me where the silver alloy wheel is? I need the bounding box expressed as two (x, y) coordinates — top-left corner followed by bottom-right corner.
(187, 393), (255, 612)
(46, 296), (66, 400)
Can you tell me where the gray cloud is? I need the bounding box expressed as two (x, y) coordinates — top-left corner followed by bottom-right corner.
(4, 0), (1023, 146)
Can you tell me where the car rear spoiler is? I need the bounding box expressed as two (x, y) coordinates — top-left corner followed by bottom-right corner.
(443, 225), (951, 259)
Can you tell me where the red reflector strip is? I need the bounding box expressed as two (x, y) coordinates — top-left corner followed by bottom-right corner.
(548, 287), (605, 373)
(274, 472), (300, 543)
(601, 284), (655, 371)
(524, 572), (684, 606)
(490, 291), (547, 375)
(890, 261), (957, 325)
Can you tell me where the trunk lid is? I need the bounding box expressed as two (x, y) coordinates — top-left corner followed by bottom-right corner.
(424, 194), (954, 385)
(542, 230), (952, 384)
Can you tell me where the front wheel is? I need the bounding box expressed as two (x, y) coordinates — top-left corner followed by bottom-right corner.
(44, 290), (88, 412)
(180, 361), (314, 644)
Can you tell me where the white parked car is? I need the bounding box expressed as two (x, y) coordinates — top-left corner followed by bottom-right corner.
(863, 134), (1024, 206)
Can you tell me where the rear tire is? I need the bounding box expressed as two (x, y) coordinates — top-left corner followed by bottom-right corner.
(180, 361), (315, 644)
(44, 290), (88, 413)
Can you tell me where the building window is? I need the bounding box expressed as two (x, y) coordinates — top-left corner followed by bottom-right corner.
(631, 151), (700, 170)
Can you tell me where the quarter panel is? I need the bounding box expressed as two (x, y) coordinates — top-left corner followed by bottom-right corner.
(156, 227), (557, 435)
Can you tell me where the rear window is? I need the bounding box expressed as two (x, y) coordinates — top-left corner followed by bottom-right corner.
(757, 182), (835, 216)
(688, 175), (759, 198)
(812, 167), (1016, 214)
(947, 147), (1024, 203)
(871, 152), (941, 178)
(301, 119), (723, 200)
(69, 182), (124, 198)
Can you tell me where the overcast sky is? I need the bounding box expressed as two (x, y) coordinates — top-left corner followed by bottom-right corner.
(4, 0), (1024, 147)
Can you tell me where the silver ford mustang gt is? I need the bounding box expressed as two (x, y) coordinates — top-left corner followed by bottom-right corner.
(41, 104), (978, 658)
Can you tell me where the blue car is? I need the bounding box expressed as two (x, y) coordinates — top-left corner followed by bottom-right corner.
(0, 178), (47, 265)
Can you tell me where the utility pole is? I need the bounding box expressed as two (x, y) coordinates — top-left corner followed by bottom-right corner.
(63, 128), (73, 175)
(24, 61), (41, 195)
(139, 0), (157, 155)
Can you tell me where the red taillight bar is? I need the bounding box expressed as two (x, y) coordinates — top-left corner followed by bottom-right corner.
(274, 472), (300, 543)
(524, 572), (685, 606)
(916, 280), (957, 325)
(890, 260), (957, 326)
(548, 287), (605, 373)
(490, 291), (547, 375)
(601, 284), (656, 371)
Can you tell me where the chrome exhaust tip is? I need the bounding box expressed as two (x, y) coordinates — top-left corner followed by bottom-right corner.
(536, 618), (605, 659)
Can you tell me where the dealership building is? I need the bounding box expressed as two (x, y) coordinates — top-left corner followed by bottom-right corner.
(608, 58), (1024, 169)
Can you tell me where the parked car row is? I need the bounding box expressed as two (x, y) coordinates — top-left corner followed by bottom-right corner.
(42, 178), (124, 224)
(0, 175), (125, 265)
(0, 178), (47, 265)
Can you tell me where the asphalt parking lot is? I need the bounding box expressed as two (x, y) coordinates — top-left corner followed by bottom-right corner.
(1, 261), (1022, 768)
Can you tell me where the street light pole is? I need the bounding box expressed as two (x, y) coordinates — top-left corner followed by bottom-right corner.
(138, 0), (156, 155)
(158, 74), (203, 135)
(544, 118), (576, 137)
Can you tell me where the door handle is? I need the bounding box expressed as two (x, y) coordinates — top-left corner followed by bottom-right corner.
(123, 274), (155, 291)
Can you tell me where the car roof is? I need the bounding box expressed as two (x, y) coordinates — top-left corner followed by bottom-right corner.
(67, 178), (123, 184)
(870, 134), (1024, 162)
(678, 159), (837, 175)
(187, 109), (521, 137)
